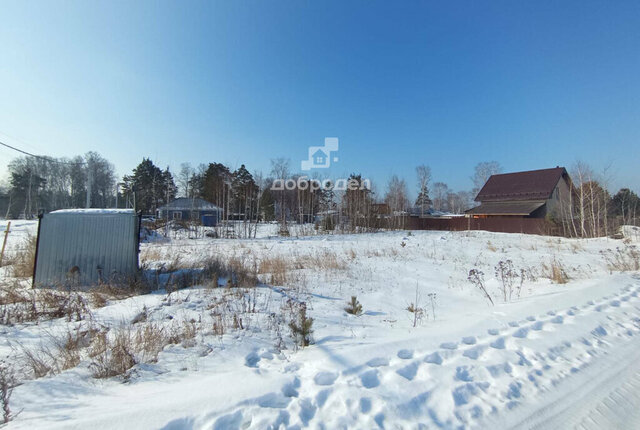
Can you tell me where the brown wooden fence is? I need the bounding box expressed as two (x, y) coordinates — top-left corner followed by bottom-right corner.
(401, 216), (559, 235)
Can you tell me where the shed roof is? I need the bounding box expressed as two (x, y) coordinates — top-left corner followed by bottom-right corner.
(475, 167), (568, 202)
(158, 198), (221, 211)
(51, 208), (135, 215)
(466, 200), (546, 216)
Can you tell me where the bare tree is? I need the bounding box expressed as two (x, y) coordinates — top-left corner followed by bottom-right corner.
(178, 163), (194, 198)
(471, 161), (502, 195)
(384, 175), (409, 229)
(432, 182), (450, 212)
(270, 158), (291, 235)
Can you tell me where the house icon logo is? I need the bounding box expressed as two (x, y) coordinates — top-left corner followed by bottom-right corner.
(301, 137), (339, 170)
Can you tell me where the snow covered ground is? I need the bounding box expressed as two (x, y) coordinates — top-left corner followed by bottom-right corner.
(1, 220), (639, 429)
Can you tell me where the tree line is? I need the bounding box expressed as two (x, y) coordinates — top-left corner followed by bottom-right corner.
(0, 153), (637, 238)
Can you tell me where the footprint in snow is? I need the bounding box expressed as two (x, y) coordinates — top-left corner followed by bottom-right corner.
(254, 392), (291, 408)
(361, 369), (380, 388)
(315, 389), (332, 408)
(463, 345), (486, 360)
(551, 315), (564, 324)
(245, 351), (260, 368)
(513, 327), (529, 338)
(462, 336), (477, 345)
(595, 304), (607, 312)
(314, 372), (338, 386)
(531, 321), (544, 331)
(360, 397), (372, 413)
(213, 410), (244, 430)
(281, 377), (300, 398)
(490, 337), (507, 349)
(455, 366), (474, 382)
(424, 352), (443, 365)
(592, 326), (608, 337)
(610, 300), (621, 307)
(547, 310), (556, 316)
(488, 328), (501, 336)
(367, 357), (389, 367)
(440, 342), (458, 350)
(526, 316), (536, 322)
(298, 399), (316, 425)
(397, 349), (414, 359)
(396, 362), (420, 381)
(508, 321), (520, 328)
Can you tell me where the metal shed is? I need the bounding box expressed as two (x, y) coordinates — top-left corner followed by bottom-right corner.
(33, 209), (140, 288)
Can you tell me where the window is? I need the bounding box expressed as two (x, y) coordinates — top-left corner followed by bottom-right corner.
(172, 212), (182, 220)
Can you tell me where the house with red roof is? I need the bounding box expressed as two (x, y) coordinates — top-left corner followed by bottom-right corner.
(466, 167), (572, 220)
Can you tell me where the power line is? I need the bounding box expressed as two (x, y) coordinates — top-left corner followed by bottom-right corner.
(0, 140), (86, 165)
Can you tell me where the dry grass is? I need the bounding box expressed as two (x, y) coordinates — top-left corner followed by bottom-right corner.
(90, 329), (137, 379)
(140, 247), (164, 263)
(18, 323), (103, 379)
(0, 286), (92, 325)
(541, 258), (570, 284)
(601, 246), (640, 272)
(5, 234), (37, 278)
(258, 249), (346, 287)
(259, 256), (289, 286)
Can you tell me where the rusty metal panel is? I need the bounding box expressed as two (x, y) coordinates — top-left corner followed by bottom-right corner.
(34, 209), (139, 288)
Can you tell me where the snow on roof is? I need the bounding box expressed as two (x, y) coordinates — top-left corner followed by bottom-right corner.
(50, 208), (136, 215)
(158, 198), (222, 211)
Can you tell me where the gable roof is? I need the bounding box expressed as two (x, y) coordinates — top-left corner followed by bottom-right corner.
(158, 198), (221, 211)
(475, 167), (568, 202)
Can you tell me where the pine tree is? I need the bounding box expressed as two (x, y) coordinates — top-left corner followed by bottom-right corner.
(415, 184), (432, 215)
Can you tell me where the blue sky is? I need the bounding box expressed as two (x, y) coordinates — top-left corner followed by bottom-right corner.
(0, 0), (638, 196)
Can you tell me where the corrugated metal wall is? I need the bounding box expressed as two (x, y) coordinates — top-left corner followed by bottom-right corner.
(34, 211), (140, 287)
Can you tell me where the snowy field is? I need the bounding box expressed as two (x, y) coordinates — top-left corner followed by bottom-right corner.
(1, 220), (639, 429)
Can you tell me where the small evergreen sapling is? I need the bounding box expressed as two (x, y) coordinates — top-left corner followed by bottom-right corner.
(345, 296), (363, 316)
(289, 302), (314, 347)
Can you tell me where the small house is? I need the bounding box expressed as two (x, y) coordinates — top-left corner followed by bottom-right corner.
(157, 198), (223, 226)
(466, 167), (571, 219)
(33, 209), (140, 288)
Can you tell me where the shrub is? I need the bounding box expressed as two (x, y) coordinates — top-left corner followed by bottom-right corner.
(345, 296), (363, 316)
(495, 259), (518, 302)
(90, 330), (137, 379)
(468, 269), (494, 306)
(541, 258), (569, 284)
(406, 303), (424, 327)
(0, 362), (16, 424)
